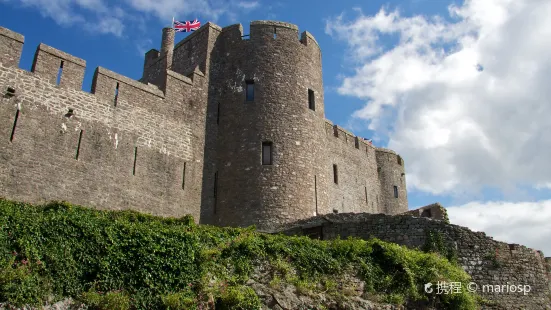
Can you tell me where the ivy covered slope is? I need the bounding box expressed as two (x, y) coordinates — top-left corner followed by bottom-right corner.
(0, 200), (478, 310)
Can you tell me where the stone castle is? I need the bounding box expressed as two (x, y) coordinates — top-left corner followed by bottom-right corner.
(1, 21), (550, 309)
(0, 20), (406, 230)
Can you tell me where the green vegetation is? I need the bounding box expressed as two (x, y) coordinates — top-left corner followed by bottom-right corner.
(483, 251), (503, 269)
(423, 230), (458, 263)
(0, 199), (478, 309)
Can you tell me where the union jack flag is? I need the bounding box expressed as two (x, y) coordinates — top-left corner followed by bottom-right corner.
(173, 19), (201, 33)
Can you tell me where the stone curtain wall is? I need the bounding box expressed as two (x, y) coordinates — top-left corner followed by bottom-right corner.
(323, 120), (383, 215)
(323, 121), (408, 216)
(275, 213), (551, 309)
(0, 26), (208, 221)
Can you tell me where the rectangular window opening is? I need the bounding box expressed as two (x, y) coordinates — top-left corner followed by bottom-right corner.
(308, 89), (315, 110)
(314, 175), (318, 215)
(56, 60), (64, 86)
(354, 137), (359, 149)
(114, 82), (119, 106)
(333, 164), (338, 184)
(365, 186), (368, 203)
(273, 27), (277, 39)
(213, 171), (218, 214)
(75, 130), (83, 160)
(397, 156), (402, 166)
(245, 80), (254, 101)
(132, 147), (138, 176)
(262, 141), (273, 165)
(216, 102), (220, 124)
(393, 186), (399, 198)
(182, 162), (187, 190)
(9, 109), (20, 142)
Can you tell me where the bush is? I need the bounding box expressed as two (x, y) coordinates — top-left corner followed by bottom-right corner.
(0, 199), (478, 309)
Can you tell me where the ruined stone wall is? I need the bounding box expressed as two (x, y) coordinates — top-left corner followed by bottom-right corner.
(402, 202), (449, 221)
(323, 120), (382, 214)
(275, 213), (551, 309)
(0, 26), (208, 221)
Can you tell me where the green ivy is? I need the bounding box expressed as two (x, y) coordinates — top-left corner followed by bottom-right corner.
(0, 199), (478, 309)
(423, 230), (458, 263)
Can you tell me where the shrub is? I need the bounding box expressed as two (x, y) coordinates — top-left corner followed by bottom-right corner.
(0, 199), (478, 309)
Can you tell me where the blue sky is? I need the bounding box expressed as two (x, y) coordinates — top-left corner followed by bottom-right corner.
(1, 0), (550, 254)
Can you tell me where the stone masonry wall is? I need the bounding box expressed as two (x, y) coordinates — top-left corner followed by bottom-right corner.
(376, 148), (407, 215)
(324, 120), (382, 214)
(275, 213), (551, 309)
(0, 26), (208, 221)
(1, 20), (411, 230)
(207, 21), (328, 230)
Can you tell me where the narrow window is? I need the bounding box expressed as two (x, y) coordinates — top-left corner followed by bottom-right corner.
(9, 109), (20, 142)
(365, 186), (368, 203)
(273, 27), (277, 39)
(397, 156), (402, 166)
(114, 82), (119, 106)
(262, 141), (273, 165)
(213, 171), (218, 213)
(308, 89), (315, 110)
(245, 80), (254, 101)
(354, 137), (359, 149)
(132, 147), (138, 176)
(216, 102), (220, 124)
(75, 130), (83, 160)
(182, 162), (187, 190)
(333, 164), (338, 184)
(214, 172), (218, 198)
(394, 186), (399, 198)
(56, 61), (64, 86)
(314, 175), (318, 215)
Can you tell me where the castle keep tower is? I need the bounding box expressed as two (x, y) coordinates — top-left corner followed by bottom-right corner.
(207, 21), (328, 228)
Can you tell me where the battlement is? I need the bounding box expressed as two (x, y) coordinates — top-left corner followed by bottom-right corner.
(323, 119), (375, 153)
(0, 26), (206, 116)
(0, 24), (211, 222)
(174, 22), (222, 51)
(218, 20), (320, 50)
(0, 26), (24, 68)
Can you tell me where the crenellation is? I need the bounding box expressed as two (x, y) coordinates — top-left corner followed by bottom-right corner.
(171, 22), (220, 77)
(220, 23), (244, 39)
(0, 26), (24, 68)
(92, 67), (164, 100)
(30, 43), (86, 90)
(250, 20), (298, 42)
(300, 30), (320, 48)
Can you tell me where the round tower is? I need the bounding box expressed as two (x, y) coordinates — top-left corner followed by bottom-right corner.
(209, 21), (327, 229)
(375, 148), (408, 214)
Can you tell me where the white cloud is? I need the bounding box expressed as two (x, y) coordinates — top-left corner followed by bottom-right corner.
(6, 0), (261, 37)
(237, 1), (260, 10)
(10, 0), (123, 36)
(447, 200), (551, 256)
(327, 0), (551, 197)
